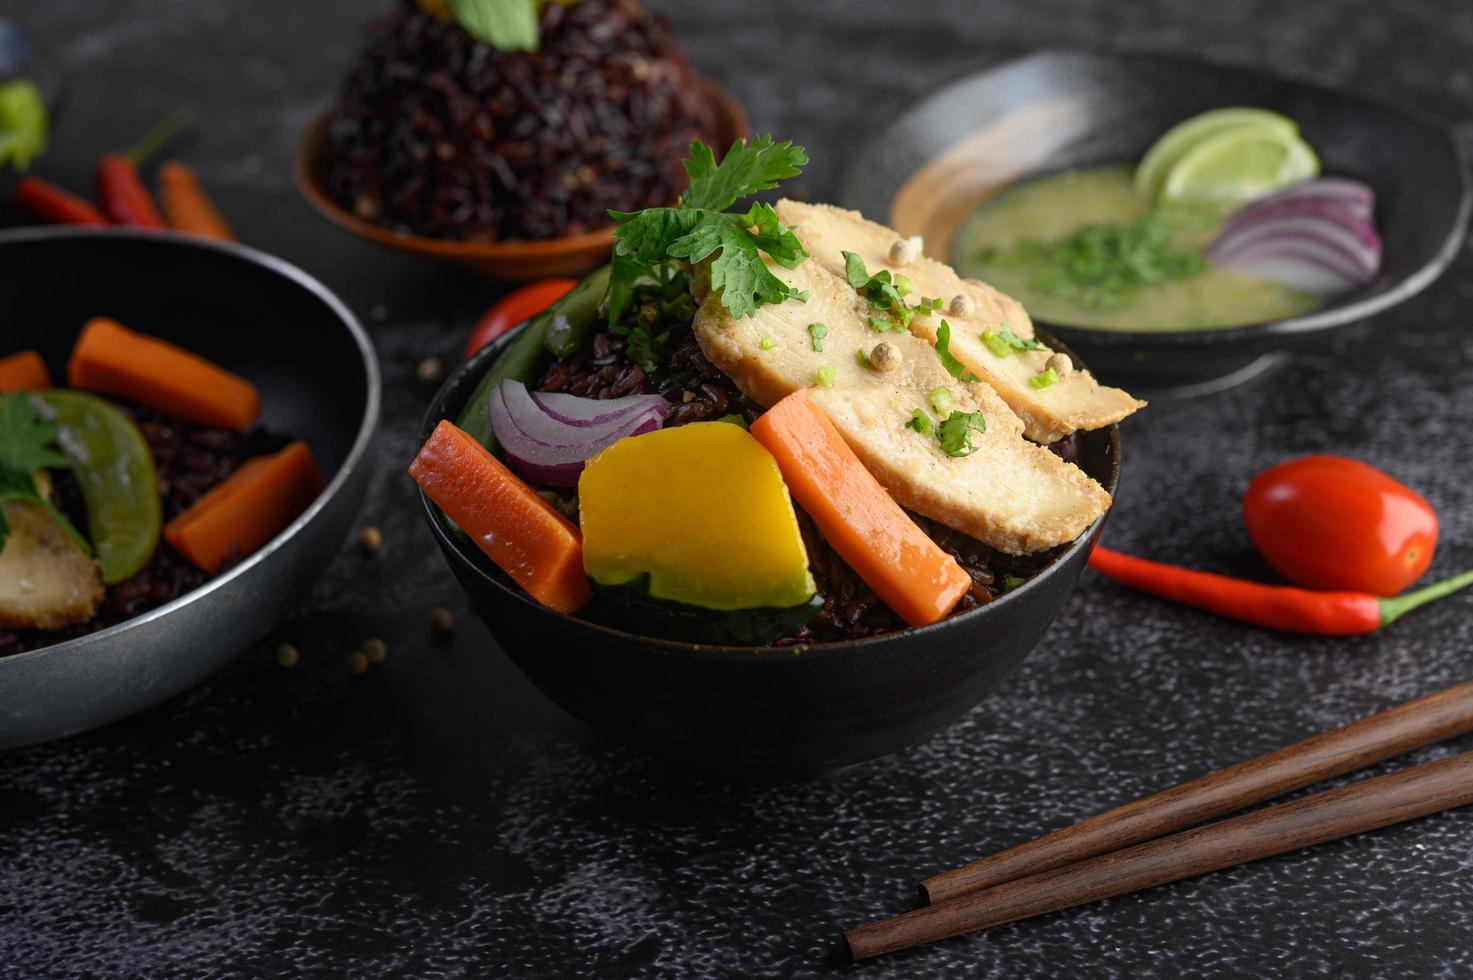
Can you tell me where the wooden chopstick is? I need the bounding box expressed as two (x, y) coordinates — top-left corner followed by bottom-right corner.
(922, 677), (1473, 904)
(846, 749), (1473, 960)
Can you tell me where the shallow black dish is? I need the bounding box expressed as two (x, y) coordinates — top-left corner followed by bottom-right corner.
(836, 50), (1470, 396)
(0, 228), (380, 748)
(419, 326), (1120, 775)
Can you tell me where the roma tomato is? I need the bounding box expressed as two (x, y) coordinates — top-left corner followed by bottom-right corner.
(463, 278), (577, 359)
(1242, 455), (1437, 597)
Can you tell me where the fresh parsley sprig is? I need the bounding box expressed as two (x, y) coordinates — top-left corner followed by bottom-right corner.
(0, 394), (89, 555)
(609, 136), (810, 321)
(934, 321), (980, 383)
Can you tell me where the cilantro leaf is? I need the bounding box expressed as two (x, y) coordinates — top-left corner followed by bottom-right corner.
(0, 79), (47, 171)
(807, 322), (828, 352)
(666, 215), (807, 319)
(608, 137), (810, 321)
(680, 136), (808, 212)
(446, 0), (540, 52)
(934, 320), (981, 383)
(0, 394), (88, 555)
(937, 410), (986, 457)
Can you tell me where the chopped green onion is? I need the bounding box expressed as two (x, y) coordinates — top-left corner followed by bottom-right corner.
(759, 335), (776, 350)
(1030, 367), (1060, 389)
(927, 386), (954, 416)
(980, 325), (1045, 359)
(855, 347), (871, 368)
(815, 364), (837, 387)
(1002, 575), (1026, 592)
(808, 322), (828, 352)
(907, 409), (933, 435)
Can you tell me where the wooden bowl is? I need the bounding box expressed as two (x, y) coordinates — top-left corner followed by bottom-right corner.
(294, 76), (748, 281)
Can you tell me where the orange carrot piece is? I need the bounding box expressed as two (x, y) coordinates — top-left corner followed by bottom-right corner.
(0, 350), (52, 391)
(409, 419), (592, 614)
(158, 161), (234, 241)
(164, 441), (324, 574)
(67, 317), (260, 431)
(750, 390), (972, 627)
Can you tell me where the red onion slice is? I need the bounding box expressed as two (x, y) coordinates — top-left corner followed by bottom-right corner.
(530, 388), (671, 427)
(1247, 177), (1375, 223)
(489, 381), (667, 487)
(1206, 193), (1382, 295)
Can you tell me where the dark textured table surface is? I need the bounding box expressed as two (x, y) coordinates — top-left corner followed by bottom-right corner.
(4, 1), (1473, 977)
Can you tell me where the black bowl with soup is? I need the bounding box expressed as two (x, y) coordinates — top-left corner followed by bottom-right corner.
(836, 50), (1470, 395)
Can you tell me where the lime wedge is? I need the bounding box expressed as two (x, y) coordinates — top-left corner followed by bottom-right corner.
(1135, 108), (1300, 201)
(1159, 124), (1319, 204)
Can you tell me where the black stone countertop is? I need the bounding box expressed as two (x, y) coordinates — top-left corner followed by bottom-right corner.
(3, 1), (1473, 976)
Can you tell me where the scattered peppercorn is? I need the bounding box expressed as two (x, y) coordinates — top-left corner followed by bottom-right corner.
(346, 651), (369, 674)
(429, 606), (454, 633)
(363, 638), (388, 664)
(275, 643), (300, 668)
(359, 526), (382, 555)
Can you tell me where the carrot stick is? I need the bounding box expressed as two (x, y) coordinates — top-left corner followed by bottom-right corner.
(0, 350), (52, 391)
(67, 317), (260, 431)
(410, 419), (592, 614)
(158, 161), (234, 240)
(750, 390), (972, 627)
(164, 441), (324, 574)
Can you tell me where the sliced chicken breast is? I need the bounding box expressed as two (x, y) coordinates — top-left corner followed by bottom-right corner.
(0, 500), (104, 631)
(774, 199), (1144, 444)
(692, 259), (1111, 554)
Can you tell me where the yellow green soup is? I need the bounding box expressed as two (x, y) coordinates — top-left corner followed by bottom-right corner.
(952, 167), (1320, 331)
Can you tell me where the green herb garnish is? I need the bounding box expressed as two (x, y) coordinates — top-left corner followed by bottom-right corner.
(979, 209), (1207, 310)
(610, 136), (809, 321)
(446, 0), (541, 52)
(1002, 575), (1026, 592)
(926, 386), (954, 416)
(0, 79), (47, 171)
(843, 251), (922, 329)
(1030, 367), (1060, 389)
(815, 365), (836, 387)
(759, 335), (776, 350)
(0, 394), (88, 555)
(934, 320), (980, 383)
(907, 409), (933, 435)
(807, 322), (828, 352)
(855, 347), (871, 368)
(937, 410), (986, 458)
(980, 325), (1046, 359)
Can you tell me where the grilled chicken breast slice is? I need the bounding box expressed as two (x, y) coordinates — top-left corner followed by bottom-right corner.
(0, 500), (104, 631)
(773, 199), (1144, 444)
(692, 260), (1110, 554)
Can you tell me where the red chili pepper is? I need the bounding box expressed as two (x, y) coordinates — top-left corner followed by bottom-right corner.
(1088, 545), (1473, 636)
(464, 278), (578, 358)
(95, 105), (192, 228)
(11, 176), (108, 226)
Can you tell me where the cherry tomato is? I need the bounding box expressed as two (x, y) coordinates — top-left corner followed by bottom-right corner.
(1242, 455), (1437, 597)
(463, 278), (577, 359)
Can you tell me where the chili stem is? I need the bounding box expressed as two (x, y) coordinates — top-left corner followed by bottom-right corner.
(1379, 570), (1473, 628)
(125, 105), (194, 166)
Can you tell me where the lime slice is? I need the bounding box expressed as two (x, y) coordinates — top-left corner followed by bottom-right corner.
(1159, 124), (1320, 204)
(31, 390), (162, 585)
(1135, 108), (1300, 201)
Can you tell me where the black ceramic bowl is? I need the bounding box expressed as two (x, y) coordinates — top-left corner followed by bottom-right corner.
(836, 50), (1471, 395)
(0, 228), (380, 749)
(419, 327), (1119, 775)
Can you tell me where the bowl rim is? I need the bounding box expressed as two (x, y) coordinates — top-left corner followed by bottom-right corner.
(0, 225), (382, 666)
(845, 47), (1473, 350)
(294, 74), (750, 261)
(417, 322), (1121, 662)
